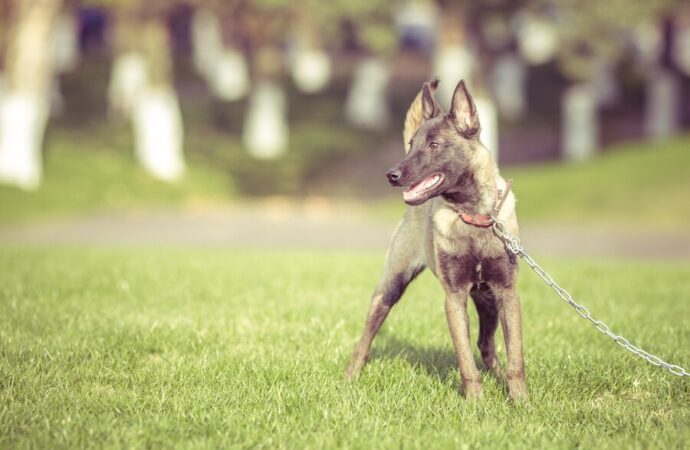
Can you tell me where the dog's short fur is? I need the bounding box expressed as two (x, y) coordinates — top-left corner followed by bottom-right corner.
(346, 79), (527, 400)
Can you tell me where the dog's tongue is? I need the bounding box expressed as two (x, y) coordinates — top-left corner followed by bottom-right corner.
(403, 174), (441, 202)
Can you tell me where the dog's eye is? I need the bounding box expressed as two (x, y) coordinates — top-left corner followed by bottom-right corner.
(429, 142), (439, 149)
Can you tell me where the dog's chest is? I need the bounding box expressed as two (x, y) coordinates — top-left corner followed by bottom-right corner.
(431, 206), (499, 255)
(429, 205), (510, 287)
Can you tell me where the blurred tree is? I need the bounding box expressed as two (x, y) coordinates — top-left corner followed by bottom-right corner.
(240, 0), (291, 158)
(289, 0), (334, 94)
(339, 0), (397, 130)
(101, 0), (186, 181)
(433, 0), (514, 159)
(189, 0), (249, 101)
(0, 0), (62, 189)
(533, 0), (674, 160)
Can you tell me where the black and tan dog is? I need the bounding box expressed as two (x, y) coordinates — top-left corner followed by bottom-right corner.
(346, 79), (527, 400)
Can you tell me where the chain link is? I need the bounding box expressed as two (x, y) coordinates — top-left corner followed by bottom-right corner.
(491, 220), (690, 378)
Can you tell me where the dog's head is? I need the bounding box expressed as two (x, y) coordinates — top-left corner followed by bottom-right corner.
(386, 79), (487, 206)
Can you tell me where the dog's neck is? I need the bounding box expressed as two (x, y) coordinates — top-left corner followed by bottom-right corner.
(441, 154), (498, 215)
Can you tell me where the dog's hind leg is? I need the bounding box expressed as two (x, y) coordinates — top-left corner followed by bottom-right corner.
(346, 218), (424, 379)
(470, 283), (503, 377)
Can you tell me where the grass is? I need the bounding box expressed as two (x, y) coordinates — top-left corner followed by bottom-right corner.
(1, 248), (689, 449)
(505, 135), (690, 229)
(0, 126), (233, 225)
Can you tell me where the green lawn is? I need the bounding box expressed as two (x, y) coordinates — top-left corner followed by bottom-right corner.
(0, 126), (234, 225)
(1, 248), (688, 449)
(505, 135), (690, 229)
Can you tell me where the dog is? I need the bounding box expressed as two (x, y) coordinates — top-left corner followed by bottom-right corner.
(345, 79), (527, 400)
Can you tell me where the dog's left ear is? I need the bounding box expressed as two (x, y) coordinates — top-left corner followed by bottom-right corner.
(403, 80), (439, 153)
(449, 80), (480, 138)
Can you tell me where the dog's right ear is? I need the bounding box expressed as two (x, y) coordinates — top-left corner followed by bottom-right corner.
(403, 80), (439, 153)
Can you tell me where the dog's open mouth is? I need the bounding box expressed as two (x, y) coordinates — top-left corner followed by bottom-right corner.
(403, 173), (444, 204)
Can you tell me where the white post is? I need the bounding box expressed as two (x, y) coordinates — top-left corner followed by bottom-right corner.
(562, 83), (598, 162)
(344, 57), (390, 130)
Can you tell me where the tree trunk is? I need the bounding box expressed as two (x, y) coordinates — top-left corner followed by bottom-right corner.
(132, 86), (184, 180)
(191, 9), (223, 80)
(490, 53), (526, 121)
(244, 45), (288, 158)
(474, 95), (499, 161)
(432, 5), (498, 159)
(243, 80), (288, 159)
(432, 9), (473, 110)
(192, 9), (249, 101)
(562, 82), (598, 162)
(49, 12), (79, 117)
(515, 13), (558, 66)
(108, 51), (147, 116)
(210, 48), (249, 101)
(289, 15), (330, 94)
(644, 67), (680, 140)
(0, 0), (61, 190)
(344, 56), (390, 130)
(109, 16), (185, 181)
(52, 12), (78, 74)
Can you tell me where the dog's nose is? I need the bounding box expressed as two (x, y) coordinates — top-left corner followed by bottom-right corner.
(386, 169), (402, 184)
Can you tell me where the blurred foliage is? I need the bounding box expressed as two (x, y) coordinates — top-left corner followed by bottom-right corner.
(537, 0), (675, 80)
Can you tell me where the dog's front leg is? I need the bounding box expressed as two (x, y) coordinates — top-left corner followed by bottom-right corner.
(494, 285), (528, 401)
(346, 291), (394, 378)
(346, 218), (425, 379)
(445, 288), (483, 399)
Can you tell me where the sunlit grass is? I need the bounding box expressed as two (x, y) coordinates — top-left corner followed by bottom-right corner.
(506, 135), (690, 229)
(1, 248), (688, 448)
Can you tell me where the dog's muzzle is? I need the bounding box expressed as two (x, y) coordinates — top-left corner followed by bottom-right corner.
(386, 168), (402, 185)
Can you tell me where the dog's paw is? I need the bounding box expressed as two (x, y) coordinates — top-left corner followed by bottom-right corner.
(344, 364), (360, 380)
(508, 379), (528, 403)
(345, 353), (366, 380)
(462, 380), (484, 399)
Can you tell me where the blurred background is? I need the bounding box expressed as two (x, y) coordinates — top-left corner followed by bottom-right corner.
(0, 0), (688, 256)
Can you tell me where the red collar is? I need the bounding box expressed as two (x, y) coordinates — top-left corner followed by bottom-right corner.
(458, 179), (512, 228)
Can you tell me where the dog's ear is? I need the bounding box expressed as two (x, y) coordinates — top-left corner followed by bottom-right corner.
(403, 80), (439, 153)
(448, 80), (480, 138)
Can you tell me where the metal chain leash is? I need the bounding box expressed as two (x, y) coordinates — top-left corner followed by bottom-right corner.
(491, 220), (690, 377)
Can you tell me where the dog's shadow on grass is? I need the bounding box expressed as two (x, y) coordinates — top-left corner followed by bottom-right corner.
(368, 335), (489, 385)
